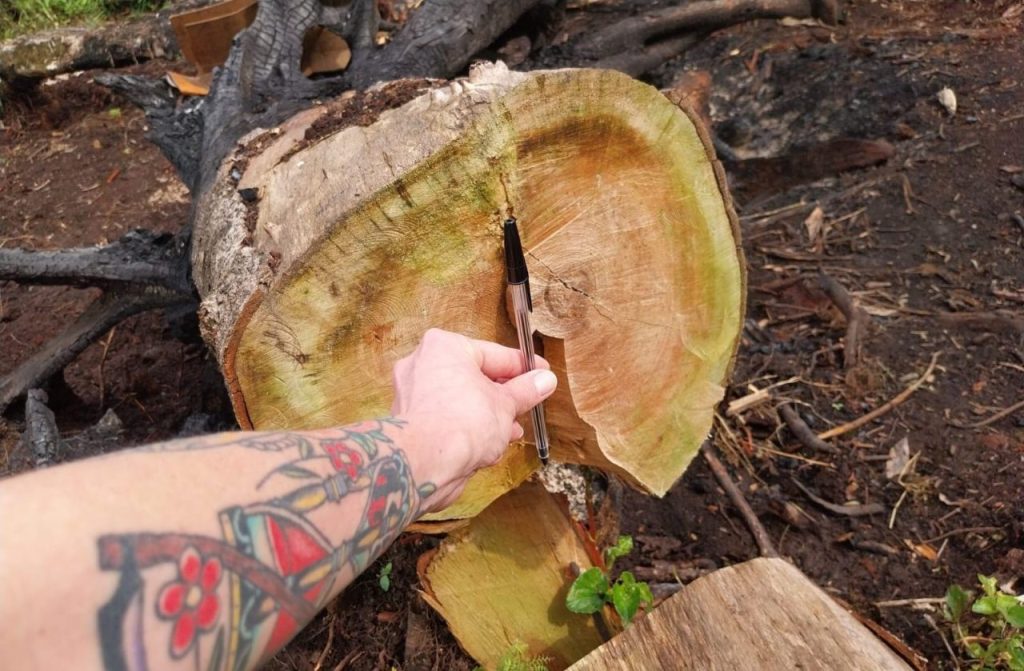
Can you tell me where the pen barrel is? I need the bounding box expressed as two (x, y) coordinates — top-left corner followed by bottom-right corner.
(510, 284), (550, 460)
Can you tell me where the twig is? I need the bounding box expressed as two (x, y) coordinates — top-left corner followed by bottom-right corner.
(888, 490), (908, 529)
(923, 613), (960, 671)
(901, 174), (917, 215)
(817, 352), (940, 440)
(922, 526), (1003, 544)
(818, 273), (870, 368)
(312, 612), (337, 671)
(953, 397), (1024, 429)
(778, 403), (839, 454)
(702, 442), (778, 558)
(875, 597), (945, 608)
(791, 478), (885, 517)
(97, 327), (117, 411)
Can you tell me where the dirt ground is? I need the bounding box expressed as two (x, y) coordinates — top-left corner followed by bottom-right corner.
(2, 0), (1023, 669)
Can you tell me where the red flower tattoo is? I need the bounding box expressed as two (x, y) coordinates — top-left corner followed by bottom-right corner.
(155, 546), (222, 658)
(322, 440), (364, 479)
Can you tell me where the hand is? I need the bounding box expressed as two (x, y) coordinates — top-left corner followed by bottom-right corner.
(391, 328), (557, 511)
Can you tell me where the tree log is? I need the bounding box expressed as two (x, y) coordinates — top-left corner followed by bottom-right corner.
(0, 16), (177, 86)
(568, 558), (914, 671)
(190, 62), (744, 521)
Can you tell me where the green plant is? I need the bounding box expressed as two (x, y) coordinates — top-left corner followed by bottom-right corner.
(565, 535), (654, 626)
(472, 641), (550, 671)
(377, 560), (392, 592)
(0, 0), (165, 40)
(945, 574), (1024, 669)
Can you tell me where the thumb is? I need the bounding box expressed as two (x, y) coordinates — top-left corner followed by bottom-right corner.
(502, 369), (558, 416)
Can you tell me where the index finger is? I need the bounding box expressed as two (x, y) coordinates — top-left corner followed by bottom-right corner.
(466, 338), (550, 380)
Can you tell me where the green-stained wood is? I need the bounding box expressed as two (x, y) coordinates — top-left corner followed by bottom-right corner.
(206, 64), (743, 522)
(420, 481), (606, 670)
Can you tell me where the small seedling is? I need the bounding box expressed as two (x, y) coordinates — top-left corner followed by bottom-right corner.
(378, 560), (393, 592)
(472, 641), (550, 671)
(565, 535), (654, 626)
(945, 574), (1024, 669)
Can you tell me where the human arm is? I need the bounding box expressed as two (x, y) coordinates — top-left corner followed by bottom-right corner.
(0, 329), (557, 671)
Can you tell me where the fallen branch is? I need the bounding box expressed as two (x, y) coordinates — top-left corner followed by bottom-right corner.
(817, 352), (941, 440)
(576, 0), (838, 60)
(778, 403), (839, 454)
(0, 230), (189, 291)
(702, 442), (778, 558)
(0, 287), (193, 413)
(818, 273), (870, 368)
(792, 478), (885, 517)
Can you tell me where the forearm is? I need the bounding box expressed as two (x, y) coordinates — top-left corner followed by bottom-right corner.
(0, 418), (436, 671)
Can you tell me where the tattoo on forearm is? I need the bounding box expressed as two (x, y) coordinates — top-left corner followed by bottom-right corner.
(96, 419), (435, 671)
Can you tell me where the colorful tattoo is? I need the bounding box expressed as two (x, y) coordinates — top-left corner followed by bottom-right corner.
(96, 419), (435, 671)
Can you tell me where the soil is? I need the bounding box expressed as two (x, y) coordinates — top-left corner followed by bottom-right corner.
(2, 1), (1023, 669)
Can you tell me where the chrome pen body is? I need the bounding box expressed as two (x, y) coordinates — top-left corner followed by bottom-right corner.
(503, 217), (550, 465)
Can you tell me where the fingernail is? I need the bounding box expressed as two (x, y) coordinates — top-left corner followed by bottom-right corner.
(534, 370), (557, 396)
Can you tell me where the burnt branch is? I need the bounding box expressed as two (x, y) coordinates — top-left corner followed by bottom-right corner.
(0, 287), (194, 413)
(577, 0), (838, 61)
(594, 33), (705, 77)
(23, 389), (63, 468)
(342, 0), (542, 89)
(818, 273), (870, 369)
(99, 0), (542, 194)
(0, 230), (190, 292)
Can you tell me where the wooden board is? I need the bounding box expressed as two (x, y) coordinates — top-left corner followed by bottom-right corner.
(569, 558), (914, 671)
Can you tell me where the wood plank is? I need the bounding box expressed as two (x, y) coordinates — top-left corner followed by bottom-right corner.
(569, 558), (913, 671)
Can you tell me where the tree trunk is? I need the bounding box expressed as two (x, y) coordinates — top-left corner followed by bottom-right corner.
(569, 558), (914, 671)
(190, 62), (745, 521)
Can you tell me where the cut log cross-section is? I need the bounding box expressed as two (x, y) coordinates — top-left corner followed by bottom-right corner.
(192, 62), (745, 522)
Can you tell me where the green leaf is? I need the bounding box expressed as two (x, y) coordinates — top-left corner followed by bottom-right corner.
(973, 595), (998, 616)
(610, 572), (647, 626)
(1007, 605), (1024, 628)
(603, 535), (634, 570)
(378, 561), (393, 592)
(945, 584), (971, 622)
(276, 464), (319, 480)
(566, 568), (609, 614)
(107, 107), (122, 118)
(637, 581), (654, 608)
(979, 574), (999, 597)
(997, 593), (1020, 616)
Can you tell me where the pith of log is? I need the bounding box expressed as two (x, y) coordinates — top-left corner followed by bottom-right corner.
(192, 63), (744, 520)
(568, 558), (914, 671)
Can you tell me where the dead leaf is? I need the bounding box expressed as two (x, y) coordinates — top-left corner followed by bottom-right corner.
(937, 87), (957, 116)
(972, 379), (987, 394)
(905, 540), (939, 562)
(885, 437), (911, 480)
(804, 206), (825, 250)
(862, 304), (900, 317)
(779, 16), (821, 27)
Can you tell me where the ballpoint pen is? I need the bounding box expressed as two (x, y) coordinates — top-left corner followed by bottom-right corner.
(503, 217), (550, 465)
